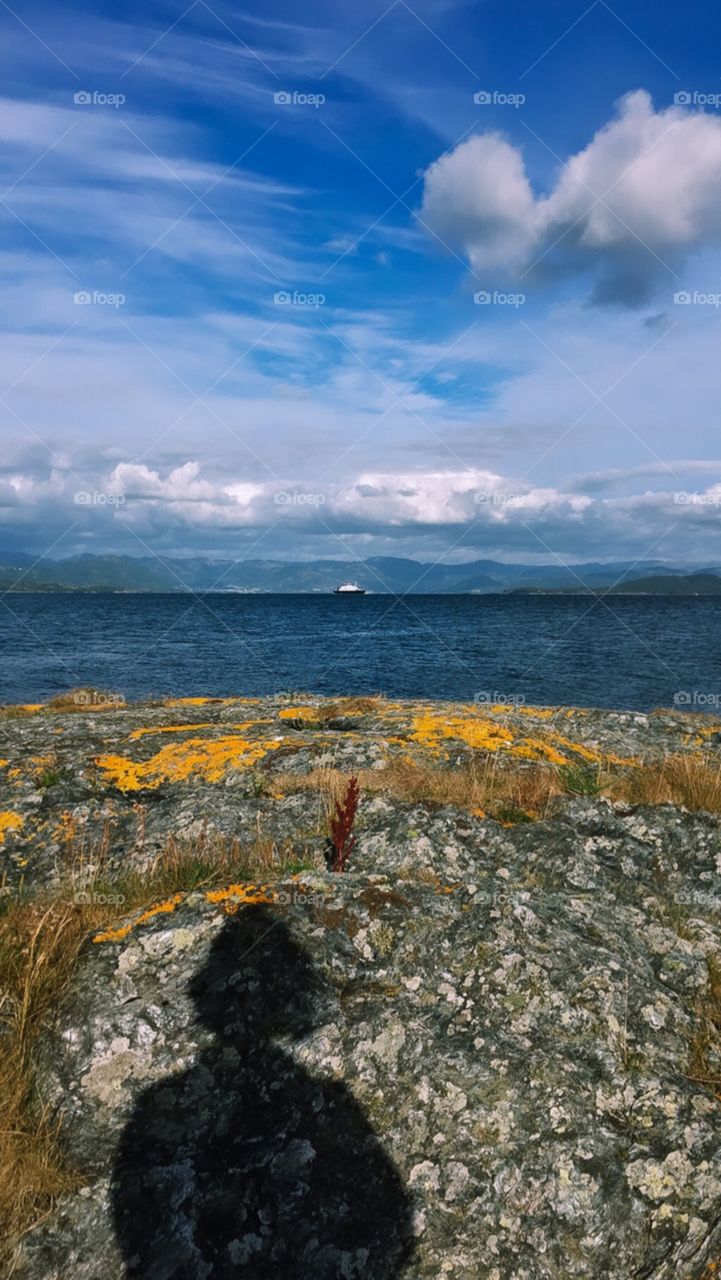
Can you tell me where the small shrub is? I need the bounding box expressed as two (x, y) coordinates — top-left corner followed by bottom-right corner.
(327, 776), (359, 872)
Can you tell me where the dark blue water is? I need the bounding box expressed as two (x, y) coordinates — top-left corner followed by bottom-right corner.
(1, 593), (720, 712)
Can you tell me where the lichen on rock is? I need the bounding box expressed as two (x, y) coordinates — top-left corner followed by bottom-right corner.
(5, 695), (721, 1277)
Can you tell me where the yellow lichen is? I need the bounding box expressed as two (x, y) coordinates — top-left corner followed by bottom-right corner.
(162, 696), (215, 707)
(56, 811), (77, 844)
(29, 754), (53, 777)
(605, 751), (640, 767)
(205, 882), (276, 911)
(0, 759), (8, 768)
(128, 723), (215, 741)
(0, 811), (24, 843)
(162, 696), (262, 708)
(546, 733), (600, 763)
(407, 707), (636, 767)
(94, 728), (278, 792)
(510, 738), (568, 765)
(410, 711), (515, 754)
(278, 706), (318, 721)
(93, 893), (184, 943)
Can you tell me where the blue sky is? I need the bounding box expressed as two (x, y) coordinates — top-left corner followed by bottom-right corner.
(2, 0), (721, 565)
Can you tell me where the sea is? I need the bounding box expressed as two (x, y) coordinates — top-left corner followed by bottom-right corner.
(1, 592), (720, 713)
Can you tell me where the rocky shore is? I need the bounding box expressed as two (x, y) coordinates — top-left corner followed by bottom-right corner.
(4, 694), (721, 1279)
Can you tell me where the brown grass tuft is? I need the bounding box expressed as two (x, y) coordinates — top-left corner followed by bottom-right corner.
(277, 755), (562, 824)
(608, 754), (721, 813)
(46, 688), (126, 713)
(277, 749), (721, 824)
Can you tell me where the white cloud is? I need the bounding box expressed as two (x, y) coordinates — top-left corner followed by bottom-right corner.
(9, 455), (721, 565)
(422, 131), (540, 268)
(421, 90), (721, 302)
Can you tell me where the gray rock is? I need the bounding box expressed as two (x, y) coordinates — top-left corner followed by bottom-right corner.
(9, 797), (721, 1279)
(6, 696), (721, 1277)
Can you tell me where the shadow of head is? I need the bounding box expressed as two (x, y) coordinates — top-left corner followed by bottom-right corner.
(189, 904), (326, 1041)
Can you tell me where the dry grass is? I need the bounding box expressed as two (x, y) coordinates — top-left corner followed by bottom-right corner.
(0, 829), (312, 1260)
(0, 898), (103, 1249)
(608, 754), (721, 813)
(46, 687), (126, 713)
(277, 755), (563, 823)
(277, 749), (721, 824)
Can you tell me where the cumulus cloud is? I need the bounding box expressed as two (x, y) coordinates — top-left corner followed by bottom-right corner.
(421, 90), (721, 303)
(7, 456), (721, 564)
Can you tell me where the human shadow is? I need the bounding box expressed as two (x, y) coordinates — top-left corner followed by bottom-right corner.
(111, 905), (416, 1279)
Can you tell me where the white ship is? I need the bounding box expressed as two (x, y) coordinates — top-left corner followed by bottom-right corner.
(333, 581), (366, 594)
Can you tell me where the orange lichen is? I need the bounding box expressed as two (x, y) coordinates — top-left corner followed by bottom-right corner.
(278, 706), (318, 721)
(162, 696), (262, 708)
(605, 751), (640, 767)
(0, 759), (8, 768)
(510, 738), (568, 765)
(545, 733), (600, 763)
(0, 811), (24, 843)
(205, 882), (276, 912)
(409, 710), (576, 765)
(56, 811), (77, 844)
(128, 723), (215, 741)
(95, 728), (278, 792)
(410, 711), (515, 755)
(29, 755), (53, 777)
(162, 696), (216, 707)
(92, 893), (184, 943)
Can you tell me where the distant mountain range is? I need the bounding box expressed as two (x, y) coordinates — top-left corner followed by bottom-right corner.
(2, 553), (721, 595)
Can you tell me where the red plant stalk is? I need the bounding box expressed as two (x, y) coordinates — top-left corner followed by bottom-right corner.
(329, 776), (359, 872)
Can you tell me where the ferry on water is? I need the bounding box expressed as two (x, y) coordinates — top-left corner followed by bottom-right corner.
(333, 582), (366, 594)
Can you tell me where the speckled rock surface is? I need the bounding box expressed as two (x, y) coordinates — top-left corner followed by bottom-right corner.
(6, 696), (721, 1278)
(2, 692), (720, 894)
